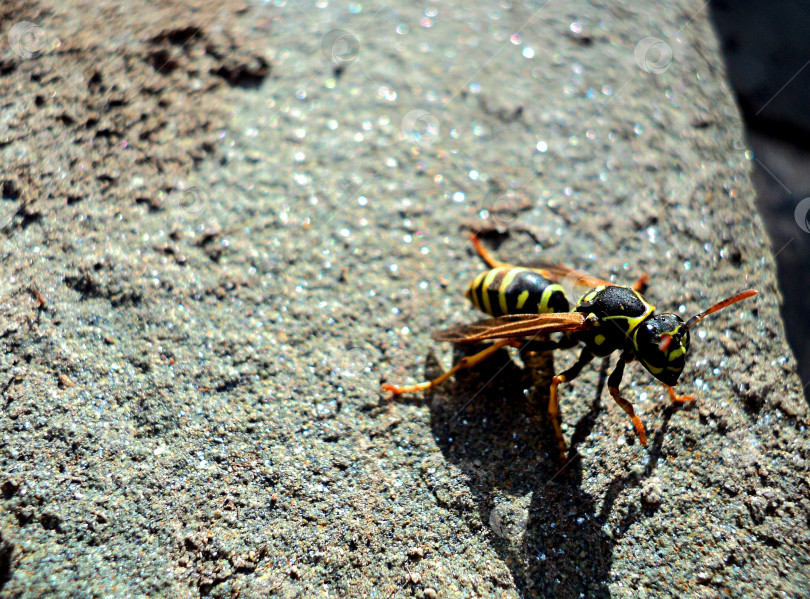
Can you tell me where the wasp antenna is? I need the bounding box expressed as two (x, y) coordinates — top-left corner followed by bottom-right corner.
(685, 289), (758, 329)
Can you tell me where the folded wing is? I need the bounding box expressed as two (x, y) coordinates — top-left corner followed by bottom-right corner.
(432, 312), (590, 343)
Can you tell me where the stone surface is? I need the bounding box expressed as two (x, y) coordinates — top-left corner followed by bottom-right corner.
(0, 1), (807, 598)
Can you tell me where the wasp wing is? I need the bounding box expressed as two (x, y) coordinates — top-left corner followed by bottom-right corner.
(528, 261), (612, 289)
(432, 312), (590, 343)
(533, 262), (651, 295)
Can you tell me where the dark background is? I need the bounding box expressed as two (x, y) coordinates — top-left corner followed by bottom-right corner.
(712, 0), (810, 392)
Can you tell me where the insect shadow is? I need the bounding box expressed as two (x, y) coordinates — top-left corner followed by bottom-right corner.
(423, 343), (670, 598)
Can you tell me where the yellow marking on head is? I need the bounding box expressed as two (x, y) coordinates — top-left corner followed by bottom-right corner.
(481, 268), (502, 315)
(642, 360), (663, 374)
(594, 334), (606, 345)
(668, 347), (685, 360)
(498, 268), (523, 315)
(516, 290), (530, 310)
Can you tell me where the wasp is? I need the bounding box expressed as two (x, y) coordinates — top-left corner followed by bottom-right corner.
(383, 235), (757, 457)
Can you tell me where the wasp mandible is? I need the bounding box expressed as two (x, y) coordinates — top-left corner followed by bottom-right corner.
(383, 235), (757, 457)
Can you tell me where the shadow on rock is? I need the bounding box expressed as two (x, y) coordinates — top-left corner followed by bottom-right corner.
(425, 345), (616, 599)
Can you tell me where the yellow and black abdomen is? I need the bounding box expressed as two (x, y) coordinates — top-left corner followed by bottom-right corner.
(464, 267), (570, 317)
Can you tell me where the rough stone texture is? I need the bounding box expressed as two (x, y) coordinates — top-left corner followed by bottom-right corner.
(0, 1), (807, 598)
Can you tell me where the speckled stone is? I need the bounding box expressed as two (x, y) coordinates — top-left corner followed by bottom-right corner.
(0, 0), (807, 598)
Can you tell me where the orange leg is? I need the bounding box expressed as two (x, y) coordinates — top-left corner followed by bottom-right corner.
(469, 234), (514, 269)
(609, 387), (648, 446)
(382, 339), (512, 396)
(631, 273), (649, 292)
(607, 356), (648, 446)
(548, 374), (567, 457)
(666, 385), (695, 404)
(548, 349), (594, 457)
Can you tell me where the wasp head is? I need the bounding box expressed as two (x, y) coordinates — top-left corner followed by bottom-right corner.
(632, 289), (757, 388)
(632, 313), (690, 386)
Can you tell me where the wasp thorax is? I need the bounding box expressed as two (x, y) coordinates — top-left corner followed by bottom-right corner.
(632, 313), (691, 386)
(575, 285), (655, 357)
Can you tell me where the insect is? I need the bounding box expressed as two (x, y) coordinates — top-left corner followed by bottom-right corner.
(382, 234), (757, 457)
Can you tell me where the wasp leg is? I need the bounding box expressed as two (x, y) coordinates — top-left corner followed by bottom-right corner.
(665, 385), (695, 404)
(549, 348), (594, 457)
(607, 356), (648, 446)
(470, 234), (515, 269)
(383, 338), (513, 396)
(631, 273), (649, 293)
